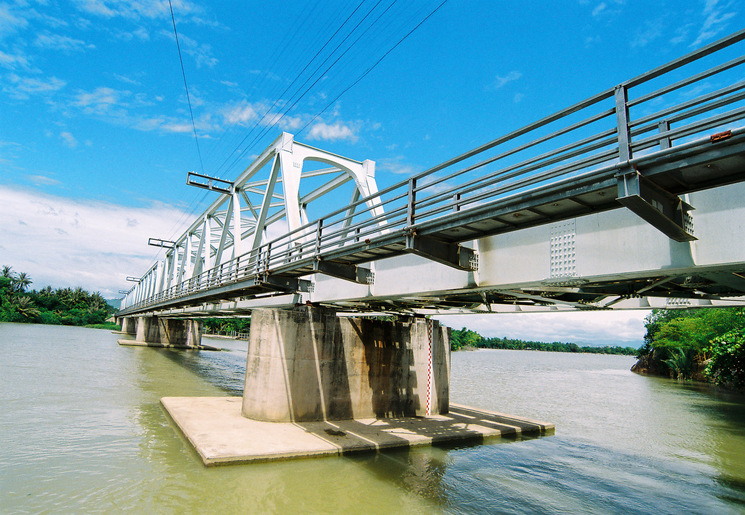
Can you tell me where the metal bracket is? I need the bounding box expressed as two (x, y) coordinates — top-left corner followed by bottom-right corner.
(148, 237), (176, 249)
(616, 170), (697, 242)
(313, 260), (374, 284)
(258, 274), (312, 293)
(405, 234), (478, 271)
(186, 171), (234, 194)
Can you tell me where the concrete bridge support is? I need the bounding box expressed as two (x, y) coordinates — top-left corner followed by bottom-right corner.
(119, 317), (136, 335)
(118, 316), (206, 349)
(242, 306), (450, 423)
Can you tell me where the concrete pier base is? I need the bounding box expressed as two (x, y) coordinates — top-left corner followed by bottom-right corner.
(161, 396), (554, 466)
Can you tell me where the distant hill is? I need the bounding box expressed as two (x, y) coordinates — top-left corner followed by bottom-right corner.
(106, 298), (122, 310)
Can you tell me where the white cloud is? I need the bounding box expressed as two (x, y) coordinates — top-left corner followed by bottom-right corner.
(630, 20), (664, 48)
(160, 29), (217, 68)
(691, 0), (738, 47)
(27, 174), (62, 186)
(377, 156), (418, 175)
(59, 131), (79, 148)
(489, 70), (522, 90)
(307, 121), (357, 142)
(113, 73), (142, 86)
(589, 0), (624, 19)
(3, 73), (66, 99)
(73, 86), (128, 116)
(437, 310), (648, 347)
(592, 2), (607, 18)
(73, 0), (202, 21)
(159, 121), (192, 133)
(0, 50), (29, 70)
(223, 101), (258, 125)
(34, 31), (94, 52)
(0, 185), (188, 297)
(0, 3), (29, 39)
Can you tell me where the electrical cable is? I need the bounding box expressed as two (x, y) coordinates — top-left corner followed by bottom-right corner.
(211, 0), (368, 177)
(219, 0), (394, 175)
(298, 0), (449, 135)
(168, 0), (204, 174)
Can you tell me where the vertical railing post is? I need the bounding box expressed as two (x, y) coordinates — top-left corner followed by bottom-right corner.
(315, 219), (323, 259)
(658, 120), (671, 150)
(407, 177), (417, 227)
(453, 192), (462, 213)
(614, 85), (632, 163)
(264, 242), (271, 274)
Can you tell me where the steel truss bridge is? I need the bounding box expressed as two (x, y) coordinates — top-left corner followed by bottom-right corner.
(119, 30), (745, 319)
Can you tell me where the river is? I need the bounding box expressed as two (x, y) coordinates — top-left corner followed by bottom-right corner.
(1, 322), (744, 513)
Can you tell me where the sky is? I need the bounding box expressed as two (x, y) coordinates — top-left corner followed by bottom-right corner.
(1, 0), (742, 346)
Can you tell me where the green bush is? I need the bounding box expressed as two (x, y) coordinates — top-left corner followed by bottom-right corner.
(706, 325), (745, 391)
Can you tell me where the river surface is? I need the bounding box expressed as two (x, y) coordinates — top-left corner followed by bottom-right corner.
(1, 323), (744, 514)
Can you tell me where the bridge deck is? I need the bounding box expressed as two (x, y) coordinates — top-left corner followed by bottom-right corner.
(119, 30), (745, 317)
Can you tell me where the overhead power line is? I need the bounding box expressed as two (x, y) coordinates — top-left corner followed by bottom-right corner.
(168, 0), (204, 174)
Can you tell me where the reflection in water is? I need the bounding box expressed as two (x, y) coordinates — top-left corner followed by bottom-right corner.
(2, 324), (745, 513)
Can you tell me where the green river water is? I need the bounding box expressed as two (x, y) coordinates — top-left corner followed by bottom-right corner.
(1, 322), (744, 513)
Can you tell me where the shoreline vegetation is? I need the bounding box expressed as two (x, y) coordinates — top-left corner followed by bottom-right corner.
(451, 307), (745, 393)
(632, 307), (745, 392)
(0, 266), (118, 329)
(449, 327), (638, 355)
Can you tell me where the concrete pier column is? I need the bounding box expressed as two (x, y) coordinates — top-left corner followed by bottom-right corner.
(136, 316), (160, 343)
(160, 319), (203, 347)
(120, 316), (204, 349)
(242, 306), (450, 423)
(120, 317), (136, 335)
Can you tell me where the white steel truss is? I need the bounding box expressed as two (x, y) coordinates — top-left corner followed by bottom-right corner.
(122, 132), (383, 309)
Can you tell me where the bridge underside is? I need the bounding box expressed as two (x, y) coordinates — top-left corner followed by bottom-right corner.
(123, 179), (745, 319)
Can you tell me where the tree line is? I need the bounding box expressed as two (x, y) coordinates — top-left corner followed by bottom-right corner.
(0, 266), (116, 327)
(449, 327), (638, 355)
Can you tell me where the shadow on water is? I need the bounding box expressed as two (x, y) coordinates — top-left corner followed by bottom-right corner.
(155, 346), (247, 396)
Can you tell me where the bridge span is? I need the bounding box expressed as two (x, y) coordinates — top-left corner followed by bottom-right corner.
(118, 29), (745, 320)
(114, 30), (745, 464)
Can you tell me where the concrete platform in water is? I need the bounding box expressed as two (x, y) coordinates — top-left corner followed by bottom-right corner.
(117, 339), (222, 351)
(161, 396), (554, 466)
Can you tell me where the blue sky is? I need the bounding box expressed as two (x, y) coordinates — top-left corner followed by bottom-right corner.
(1, 0), (741, 345)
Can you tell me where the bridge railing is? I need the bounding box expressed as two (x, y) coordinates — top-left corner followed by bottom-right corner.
(121, 29), (745, 313)
(250, 28), (745, 265)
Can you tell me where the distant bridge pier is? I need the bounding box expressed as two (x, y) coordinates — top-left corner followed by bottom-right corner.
(118, 316), (136, 335)
(118, 316), (214, 350)
(242, 306), (450, 422)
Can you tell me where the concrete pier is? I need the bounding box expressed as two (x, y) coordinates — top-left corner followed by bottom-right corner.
(159, 306), (554, 465)
(242, 306), (450, 422)
(118, 316), (218, 350)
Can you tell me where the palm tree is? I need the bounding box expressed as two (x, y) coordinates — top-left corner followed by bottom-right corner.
(13, 296), (40, 320)
(13, 272), (32, 293)
(70, 286), (87, 307)
(2, 265), (15, 279)
(89, 292), (107, 310)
